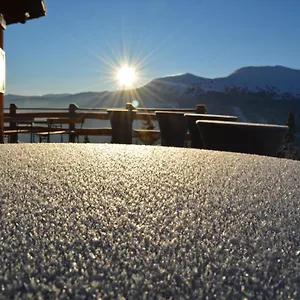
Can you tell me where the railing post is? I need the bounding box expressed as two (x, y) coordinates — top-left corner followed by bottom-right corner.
(0, 93), (3, 144)
(9, 103), (18, 143)
(196, 104), (208, 114)
(0, 21), (4, 144)
(107, 102), (136, 144)
(68, 104), (78, 143)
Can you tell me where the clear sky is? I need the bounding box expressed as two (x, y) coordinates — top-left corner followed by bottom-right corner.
(4, 0), (300, 96)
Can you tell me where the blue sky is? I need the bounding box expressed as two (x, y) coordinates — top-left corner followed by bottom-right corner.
(4, 0), (300, 95)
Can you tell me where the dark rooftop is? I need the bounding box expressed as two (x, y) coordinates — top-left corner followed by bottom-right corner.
(0, 0), (46, 26)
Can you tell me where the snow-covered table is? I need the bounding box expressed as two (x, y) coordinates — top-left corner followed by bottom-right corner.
(0, 144), (299, 298)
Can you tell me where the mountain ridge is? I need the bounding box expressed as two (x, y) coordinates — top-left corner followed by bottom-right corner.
(146, 65), (300, 98)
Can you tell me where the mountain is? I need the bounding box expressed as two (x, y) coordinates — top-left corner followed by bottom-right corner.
(225, 66), (300, 96)
(4, 65), (300, 145)
(145, 66), (300, 99)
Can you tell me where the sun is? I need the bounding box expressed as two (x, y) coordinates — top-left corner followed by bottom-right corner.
(116, 65), (137, 88)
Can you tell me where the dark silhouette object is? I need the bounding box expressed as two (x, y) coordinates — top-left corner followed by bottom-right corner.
(9, 103), (18, 143)
(108, 108), (136, 144)
(68, 104), (79, 143)
(84, 136), (90, 143)
(196, 104), (208, 114)
(286, 112), (296, 143)
(155, 111), (187, 147)
(185, 113), (238, 148)
(278, 112), (300, 159)
(196, 120), (288, 157)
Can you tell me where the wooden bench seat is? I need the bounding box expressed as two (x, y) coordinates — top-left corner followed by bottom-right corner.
(35, 130), (77, 143)
(35, 130), (67, 136)
(4, 129), (33, 143)
(4, 117), (35, 143)
(35, 116), (85, 143)
(4, 129), (31, 134)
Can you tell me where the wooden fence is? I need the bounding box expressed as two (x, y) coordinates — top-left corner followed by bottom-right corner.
(3, 103), (207, 144)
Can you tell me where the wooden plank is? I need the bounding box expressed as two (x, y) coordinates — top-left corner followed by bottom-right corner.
(75, 112), (108, 120)
(9, 112), (69, 118)
(4, 116), (35, 122)
(136, 108), (197, 112)
(4, 126), (45, 131)
(0, 27), (3, 144)
(134, 129), (161, 136)
(7, 112), (109, 120)
(35, 130), (66, 137)
(48, 116), (84, 125)
(4, 129), (30, 134)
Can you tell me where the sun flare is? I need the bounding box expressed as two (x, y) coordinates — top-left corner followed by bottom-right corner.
(116, 65), (137, 88)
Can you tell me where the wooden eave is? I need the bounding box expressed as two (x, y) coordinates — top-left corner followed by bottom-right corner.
(0, 0), (46, 26)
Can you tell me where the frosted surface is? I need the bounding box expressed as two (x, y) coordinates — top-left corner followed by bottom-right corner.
(0, 144), (299, 298)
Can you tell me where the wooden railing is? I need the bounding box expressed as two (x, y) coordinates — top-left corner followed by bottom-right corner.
(3, 103), (207, 143)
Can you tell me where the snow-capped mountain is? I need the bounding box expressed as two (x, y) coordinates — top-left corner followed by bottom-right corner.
(144, 66), (300, 99)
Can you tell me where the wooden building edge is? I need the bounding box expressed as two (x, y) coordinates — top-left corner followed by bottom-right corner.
(0, 0), (47, 143)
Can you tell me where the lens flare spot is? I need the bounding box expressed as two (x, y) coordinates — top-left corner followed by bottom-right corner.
(132, 100), (139, 108)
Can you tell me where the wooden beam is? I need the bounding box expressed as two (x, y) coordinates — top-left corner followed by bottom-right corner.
(0, 23), (4, 144)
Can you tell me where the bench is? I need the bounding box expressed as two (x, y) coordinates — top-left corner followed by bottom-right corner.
(35, 116), (85, 143)
(4, 117), (35, 143)
(35, 130), (73, 143)
(4, 129), (32, 143)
